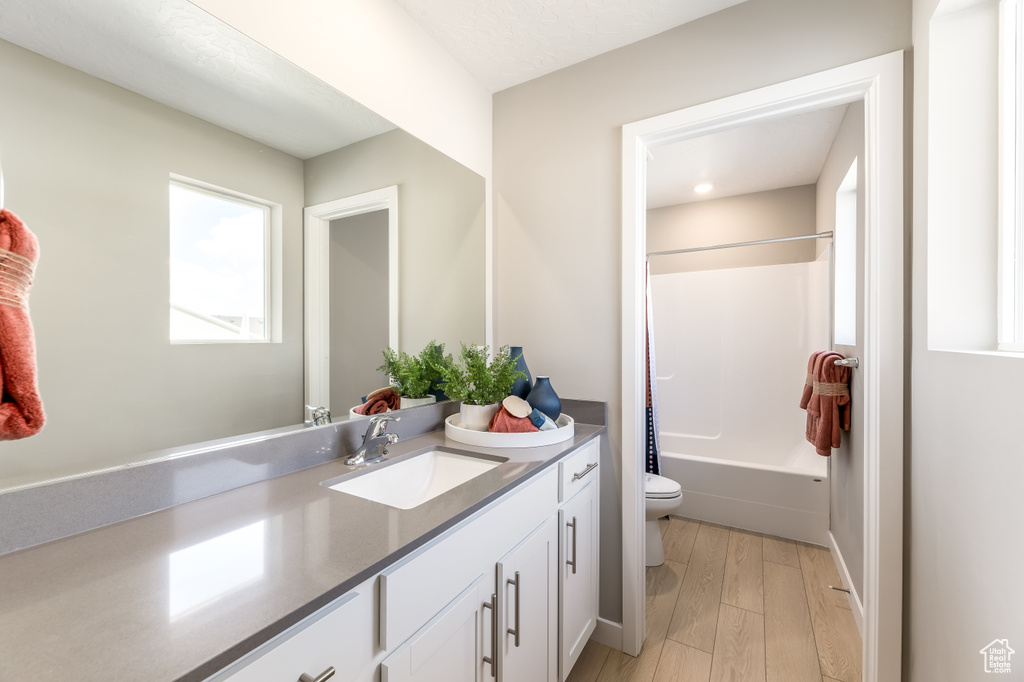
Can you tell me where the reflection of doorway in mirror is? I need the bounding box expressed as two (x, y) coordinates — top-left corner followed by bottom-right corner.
(304, 186), (399, 416)
(330, 209), (389, 411)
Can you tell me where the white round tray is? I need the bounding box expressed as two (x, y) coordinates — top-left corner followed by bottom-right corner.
(445, 413), (574, 448)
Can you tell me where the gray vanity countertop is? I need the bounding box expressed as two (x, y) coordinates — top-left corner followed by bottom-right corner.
(0, 425), (603, 682)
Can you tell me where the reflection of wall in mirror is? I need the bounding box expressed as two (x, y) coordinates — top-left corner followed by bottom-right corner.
(0, 38), (305, 489)
(330, 210), (389, 409)
(305, 128), (486, 356)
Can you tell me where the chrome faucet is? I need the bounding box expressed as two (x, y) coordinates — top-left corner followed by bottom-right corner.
(345, 415), (401, 466)
(307, 405), (332, 426)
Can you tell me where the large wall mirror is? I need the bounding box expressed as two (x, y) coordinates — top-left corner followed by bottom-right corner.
(0, 0), (485, 490)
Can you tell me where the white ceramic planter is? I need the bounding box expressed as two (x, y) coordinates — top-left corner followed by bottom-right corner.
(459, 402), (500, 431)
(400, 395), (437, 409)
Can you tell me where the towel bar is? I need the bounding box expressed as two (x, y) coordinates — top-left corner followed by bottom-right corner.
(834, 357), (859, 368)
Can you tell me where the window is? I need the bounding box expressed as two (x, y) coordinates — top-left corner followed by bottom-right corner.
(999, 0), (1024, 350)
(834, 159), (858, 347)
(169, 179), (271, 343)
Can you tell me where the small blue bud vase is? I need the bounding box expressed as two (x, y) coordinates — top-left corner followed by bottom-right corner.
(526, 376), (561, 421)
(509, 346), (533, 400)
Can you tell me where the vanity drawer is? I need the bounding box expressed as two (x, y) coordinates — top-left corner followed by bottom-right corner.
(209, 580), (376, 682)
(379, 467), (558, 652)
(558, 441), (600, 503)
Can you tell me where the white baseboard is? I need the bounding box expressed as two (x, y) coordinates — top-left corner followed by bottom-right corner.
(828, 531), (865, 637)
(591, 617), (623, 650)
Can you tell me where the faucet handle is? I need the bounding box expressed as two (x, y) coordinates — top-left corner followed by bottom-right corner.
(306, 405), (332, 425)
(368, 413), (401, 436)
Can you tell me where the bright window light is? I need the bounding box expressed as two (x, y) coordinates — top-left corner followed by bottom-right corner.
(998, 0), (1024, 350)
(834, 159), (858, 347)
(168, 521), (266, 619)
(694, 183), (713, 193)
(169, 180), (269, 343)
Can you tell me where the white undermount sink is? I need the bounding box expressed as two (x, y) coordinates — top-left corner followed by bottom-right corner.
(324, 448), (504, 509)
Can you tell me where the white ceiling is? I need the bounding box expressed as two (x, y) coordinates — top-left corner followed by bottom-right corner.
(391, 0), (749, 93)
(0, 0), (395, 159)
(645, 104), (851, 209)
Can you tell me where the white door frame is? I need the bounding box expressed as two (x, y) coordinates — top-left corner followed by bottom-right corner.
(304, 186), (399, 412)
(620, 51), (904, 681)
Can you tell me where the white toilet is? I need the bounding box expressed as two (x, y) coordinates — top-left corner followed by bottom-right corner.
(645, 473), (683, 566)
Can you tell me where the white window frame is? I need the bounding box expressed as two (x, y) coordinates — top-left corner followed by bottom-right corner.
(169, 174), (283, 345)
(998, 0), (1024, 351)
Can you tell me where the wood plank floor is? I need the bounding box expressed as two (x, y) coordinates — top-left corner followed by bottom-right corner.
(567, 517), (862, 682)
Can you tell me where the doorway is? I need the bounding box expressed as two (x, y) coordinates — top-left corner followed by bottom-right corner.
(304, 186), (399, 414)
(620, 52), (904, 681)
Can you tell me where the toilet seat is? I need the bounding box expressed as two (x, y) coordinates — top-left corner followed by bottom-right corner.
(645, 473), (681, 499)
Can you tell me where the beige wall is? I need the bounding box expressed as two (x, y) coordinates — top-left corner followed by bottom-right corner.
(330, 211), (389, 410)
(816, 101), (866, 596)
(647, 185), (817, 275)
(910, 0), (1024, 679)
(305, 129), (486, 357)
(0, 39), (306, 489)
(494, 0), (910, 623)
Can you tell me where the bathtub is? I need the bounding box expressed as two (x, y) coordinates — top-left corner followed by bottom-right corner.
(658, 435), (829, 545)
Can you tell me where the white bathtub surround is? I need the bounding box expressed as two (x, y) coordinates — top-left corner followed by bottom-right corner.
(651, 260), (831, 544)
(660, 445), (828, 544)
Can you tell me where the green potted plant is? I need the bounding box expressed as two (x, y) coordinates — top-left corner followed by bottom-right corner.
(376, 340), (447, 409)
(437, 343), (526, 430)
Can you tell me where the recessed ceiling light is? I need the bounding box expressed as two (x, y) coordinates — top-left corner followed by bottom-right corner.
(694, 183), (713, 193)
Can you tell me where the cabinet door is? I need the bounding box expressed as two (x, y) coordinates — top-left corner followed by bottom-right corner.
(558, 477), (599, 681)
(381, 573), (495, 682)
(497, 515), (558, 682)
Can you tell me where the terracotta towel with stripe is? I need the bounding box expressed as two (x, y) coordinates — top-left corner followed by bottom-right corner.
(352, 387), (400, 415)
(0, 208), (45, 439)
(801, 351), (850, 456)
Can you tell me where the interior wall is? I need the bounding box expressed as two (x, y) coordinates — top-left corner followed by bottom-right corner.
(910, 0), (1024, 679)
(493, 0), (911, 625)
(646, 185), (817, 274)
(816, 101), (866, 597)
(330, 210), (389, 410)
(190, 0), (492, 179)
(305, 129), (486, 356)
(0, 39), (305, 489)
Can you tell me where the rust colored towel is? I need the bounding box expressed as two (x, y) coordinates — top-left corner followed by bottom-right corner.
(488, 406), (539, 433)
(353, 387), (400, 415)
(799, 350), (823, 410)
(804, 351), (851, 456)
(0, 209), (44, 439)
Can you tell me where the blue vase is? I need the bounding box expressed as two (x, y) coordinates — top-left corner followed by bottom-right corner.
(509, 346), (533, 400)
(527, 376), (561, 421)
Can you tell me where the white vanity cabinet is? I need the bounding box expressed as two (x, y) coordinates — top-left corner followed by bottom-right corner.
(208, 585), (378, 682)
(206, 437), (603, 682)
(556, 441), (600, 681)
(497, 515), (559, 682)
(380, 573), (494, 682)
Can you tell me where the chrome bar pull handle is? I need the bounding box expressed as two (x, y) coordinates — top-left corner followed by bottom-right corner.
(507, 571), (521, 647)
(567, 516), (578, 575)
(298, 667), (335, 682)
(572, 462), (598, 481)
(482, 592), (497, 677)
(833, 357), (859, 368)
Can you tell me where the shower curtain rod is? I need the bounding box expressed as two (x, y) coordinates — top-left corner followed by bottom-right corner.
(646, 230), (833, 258)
